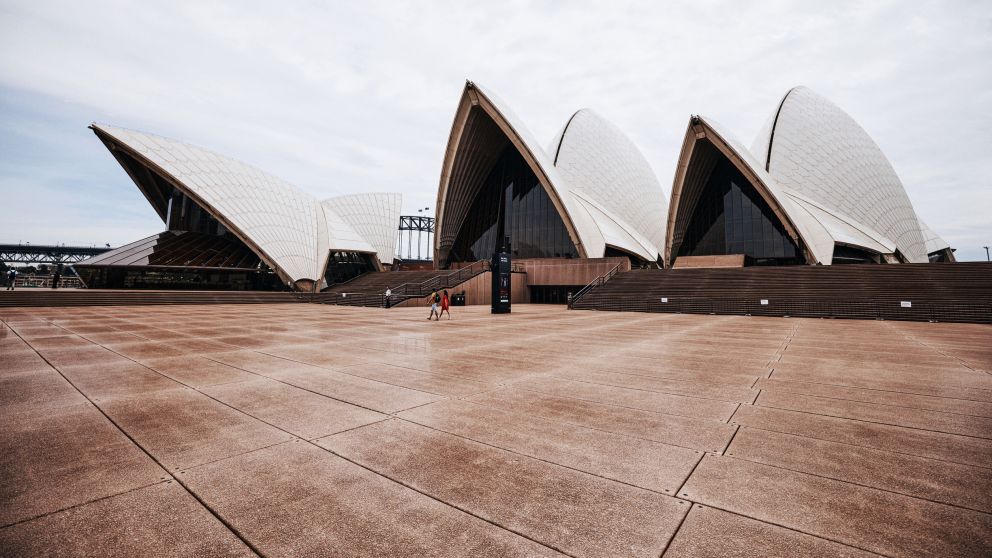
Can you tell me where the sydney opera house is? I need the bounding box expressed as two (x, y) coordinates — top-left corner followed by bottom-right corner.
(76, 80), (955, 292)
(76, 125), (402, 291)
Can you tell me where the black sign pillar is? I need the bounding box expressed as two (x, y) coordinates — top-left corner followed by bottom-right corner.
(491, 251), (511, 314)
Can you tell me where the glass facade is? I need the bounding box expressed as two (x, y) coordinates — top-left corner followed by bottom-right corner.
(76, 267), (283, 290)
(323, 251), (377, 287)
(448, 146), (578, 264)
(677, 159), (803, 266)
(529, 285), (583, 304)
(832, 245), (881, 264)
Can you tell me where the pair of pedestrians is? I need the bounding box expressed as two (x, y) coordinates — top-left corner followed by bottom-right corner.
(428, 289), (451, 320)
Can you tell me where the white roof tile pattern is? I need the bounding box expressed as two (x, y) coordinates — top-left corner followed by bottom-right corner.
(437, 82), (665, 262)
(752, 87), (928, 263)
(683, 116), (905, 265)
(469, 82), (606, 259)
(321, 193), (401, 264)
(93, 124), (400, 286)
(550, 109), (666, 261)
(917, 217), (952, 254)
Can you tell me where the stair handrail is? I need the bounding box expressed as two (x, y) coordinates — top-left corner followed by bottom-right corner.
(390, 260), (489, 298)
(568, 261), (624, 309)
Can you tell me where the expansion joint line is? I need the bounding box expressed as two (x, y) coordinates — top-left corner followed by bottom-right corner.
(2, 319), (266, 558)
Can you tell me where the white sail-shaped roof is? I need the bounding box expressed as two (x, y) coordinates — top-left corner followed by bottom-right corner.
(92, 124), (400, 288)
(321, 193), (402, 264)
(668, 115), (912, 265)
(435, 82), (665, 264)
(751, 87), (928, 263)
(550, 109), (666, 262)
(918, 217), (952, 255)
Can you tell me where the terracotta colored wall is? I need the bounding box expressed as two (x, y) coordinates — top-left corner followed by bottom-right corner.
(672, 255), (745, 268)
(516, 257), (629, 286)
(393, 271), (529, 308)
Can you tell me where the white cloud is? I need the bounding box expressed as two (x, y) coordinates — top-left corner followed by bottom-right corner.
(0, 0), (989, 259)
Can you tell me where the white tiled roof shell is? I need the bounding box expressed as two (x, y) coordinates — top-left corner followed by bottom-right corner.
(94, 124), (393, 285)
(550, 109), (666, 261)
(321, 193), (401, 264)
(470, 83), (606, 259)
(918, 217), (951, 254)
(752, 87), (928, 263)
(697, 116), (836, 265)
(700, 116), (908, 264)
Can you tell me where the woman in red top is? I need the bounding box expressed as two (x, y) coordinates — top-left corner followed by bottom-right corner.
(440, 289), (451, 320)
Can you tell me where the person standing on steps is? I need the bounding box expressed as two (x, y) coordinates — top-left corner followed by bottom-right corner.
(6, 268), (16, 290)
(440, 289), (451, 320)
(428, 289), (441, 321)
(384, 286), (391, 308)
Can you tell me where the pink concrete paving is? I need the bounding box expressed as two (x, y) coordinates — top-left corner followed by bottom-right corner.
(1, 304), (991, 557)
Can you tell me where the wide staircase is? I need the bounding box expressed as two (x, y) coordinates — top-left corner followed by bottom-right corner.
(0, 289), (304, 308)
(570, 262), (992, 323)
(313, 260), (489, 308)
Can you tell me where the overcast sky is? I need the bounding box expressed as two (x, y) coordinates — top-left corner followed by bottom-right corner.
(1, 0), (989, 260)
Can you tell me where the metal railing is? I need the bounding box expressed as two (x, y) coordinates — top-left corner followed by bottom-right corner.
(314, 260), (491, 308)
(567, 262), (624, 309)
(571, 295), (992, 324)
(8, 275), (86, 289)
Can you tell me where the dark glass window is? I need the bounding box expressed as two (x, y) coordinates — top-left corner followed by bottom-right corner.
(448, 146), (578, 264)
(166, 189), (227, 236)
(677, 159), (802, 265)
(323, 251), (377, 287)
(832, 245), (880, 264)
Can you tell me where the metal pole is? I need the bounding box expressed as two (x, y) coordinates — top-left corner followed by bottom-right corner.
(985, 246), (990, 262)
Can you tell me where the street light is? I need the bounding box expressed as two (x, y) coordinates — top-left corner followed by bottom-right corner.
(984, 246), (990, 262)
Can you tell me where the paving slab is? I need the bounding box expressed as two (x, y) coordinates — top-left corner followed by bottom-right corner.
(680, 454), (992, 557)
(141, 356), (257, 388)
(100, 340), (188, 361)
(320, 419), (689, 558)
(664, 504), (877, 558)
(755, 377), (992, 417)
(513, 376), (739, 421)
(756, 390), (992, 438)
(181, 441), (565, 557)
(97, 388), (292, 471)
(0, 369), (86, 416)
(731, 404), (992, 467)
(0, 350), (52, 376)
(335, 361), (491, 397)
(398, 398), (701, 493)
(57, 360), (180, 401)
(551, 368), (759, 403)
(34, 344), (123, 368)
(0, 404), (165, 526)
(263, 343), (371, 368)
(201, 377), (387, 439)
(0, 482), (252, 557)
(22, 335), (93, 350)
(725, 427), (992, 513)
(260, 363), (444, 413)
(467, 387), (736, 452)
(771, 360), (992, 393)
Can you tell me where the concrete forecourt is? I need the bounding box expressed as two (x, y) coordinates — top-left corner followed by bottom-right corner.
(2, 303), (990, 557)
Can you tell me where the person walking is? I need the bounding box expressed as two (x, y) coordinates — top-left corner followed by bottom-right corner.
(428, 289), (441, 321)
(384, 287), (391, 308)
(440, 289), (451, 320)
(6, 268), (16, 290)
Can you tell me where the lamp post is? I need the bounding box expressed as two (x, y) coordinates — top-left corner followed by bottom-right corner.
(984, 246), (990, 262)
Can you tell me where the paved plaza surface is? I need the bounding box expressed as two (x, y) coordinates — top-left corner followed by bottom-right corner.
(1, 303), (991, 557)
